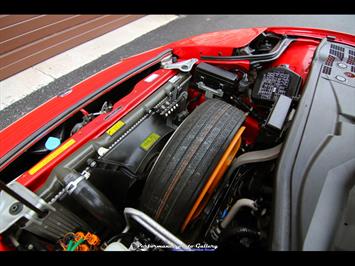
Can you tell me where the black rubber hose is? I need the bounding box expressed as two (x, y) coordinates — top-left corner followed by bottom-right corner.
(219, 225), (260, 244)
(63, 172), (124, 232)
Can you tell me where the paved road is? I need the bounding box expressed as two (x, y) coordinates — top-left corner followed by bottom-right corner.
(1, 15), (355, 130)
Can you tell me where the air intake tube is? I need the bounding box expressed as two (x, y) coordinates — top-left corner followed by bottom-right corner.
(61, 171), (124, 232)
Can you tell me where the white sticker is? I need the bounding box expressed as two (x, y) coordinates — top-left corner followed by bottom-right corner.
(144, 73), (159, 83)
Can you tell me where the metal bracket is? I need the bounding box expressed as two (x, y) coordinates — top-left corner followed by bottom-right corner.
(162, 58), (198, 72)
(160, 54), (173, 65)
(0, 181), (54, 234)
(197, 81), (224, 99)
(0, 180), (92, 241)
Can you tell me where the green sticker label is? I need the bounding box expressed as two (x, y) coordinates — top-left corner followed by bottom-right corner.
(140, 133), (160, 151)
(107, 120), (125, 136)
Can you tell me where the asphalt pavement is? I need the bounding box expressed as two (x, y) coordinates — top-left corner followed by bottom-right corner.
(1, 15), (355, 130)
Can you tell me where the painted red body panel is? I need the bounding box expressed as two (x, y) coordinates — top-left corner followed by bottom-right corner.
(17, 69), (177, 192)
(0, 46), (168, 170)
(271, 38), (320, 84)
(170, 28), (267, 58)
(243, 116), (261, 146)
(201, 59), (250, 71)
(0, 235), (13, 251)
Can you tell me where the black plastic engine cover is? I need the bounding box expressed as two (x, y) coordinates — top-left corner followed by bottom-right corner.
(194, 62), (239, 95)
(252, 66), (302, 105)
(99, 113), (174, 178)
(272, 40), (355, 251)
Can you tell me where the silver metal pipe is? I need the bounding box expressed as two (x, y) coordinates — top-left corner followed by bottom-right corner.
(220, 198), (258, 229)
(123, 208), (191, 250)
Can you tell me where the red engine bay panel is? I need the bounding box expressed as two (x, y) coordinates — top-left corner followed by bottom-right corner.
(17, 69), (177, 192)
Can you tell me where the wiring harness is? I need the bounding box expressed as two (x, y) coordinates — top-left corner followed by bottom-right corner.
(58, 232), (101, 251)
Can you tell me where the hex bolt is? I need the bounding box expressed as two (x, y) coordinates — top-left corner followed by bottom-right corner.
(9, 202), (23, 215)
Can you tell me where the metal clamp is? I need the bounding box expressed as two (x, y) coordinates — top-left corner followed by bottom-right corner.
(0, 181), (54, 234)
(162, 58), (198, 72)
(65, 175), (86, 194)
(197, 81), (224, 99)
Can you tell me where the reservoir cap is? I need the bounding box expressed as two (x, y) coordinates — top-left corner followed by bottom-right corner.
(45, 137), (61, 151)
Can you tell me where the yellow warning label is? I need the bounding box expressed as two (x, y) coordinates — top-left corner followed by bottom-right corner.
(140, 133), (160, 151)
(106, 120), (125, 136)
(29, 138), (76, 175)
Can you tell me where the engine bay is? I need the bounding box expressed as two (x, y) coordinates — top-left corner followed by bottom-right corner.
(0, 32), (325, 251)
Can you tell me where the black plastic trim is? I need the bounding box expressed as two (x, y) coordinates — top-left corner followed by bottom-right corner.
(271, 39), (327, 251)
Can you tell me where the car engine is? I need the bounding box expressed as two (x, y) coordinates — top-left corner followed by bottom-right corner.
(0, 32), (321, 251)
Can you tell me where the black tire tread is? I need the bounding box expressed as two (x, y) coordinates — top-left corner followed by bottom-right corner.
(140, 99), (245, 233)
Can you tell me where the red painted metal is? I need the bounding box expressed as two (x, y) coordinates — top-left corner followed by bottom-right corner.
(187, 87), (206, 112)
(0, 235), (14, 251)
(17, 69), (177, 192)
(170, 28), (267, 59)
(243, 116), (261, 146)
(201, 59), (250, 71)
(271, 38), (320, 84)
(0, 46), (168, 170)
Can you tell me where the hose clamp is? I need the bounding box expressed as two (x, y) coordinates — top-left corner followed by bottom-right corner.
(65, 175), (86, 194)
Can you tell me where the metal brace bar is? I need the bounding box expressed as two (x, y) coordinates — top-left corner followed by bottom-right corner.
(197, 81), (224, 99)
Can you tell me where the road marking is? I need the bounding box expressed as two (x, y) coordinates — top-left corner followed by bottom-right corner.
(0, 15), (178, 111)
